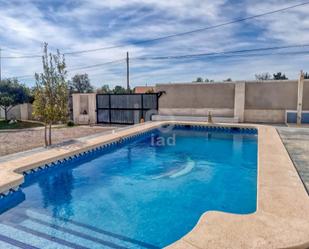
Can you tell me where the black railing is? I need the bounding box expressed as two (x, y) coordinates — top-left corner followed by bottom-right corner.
(96, 93), (159, 125)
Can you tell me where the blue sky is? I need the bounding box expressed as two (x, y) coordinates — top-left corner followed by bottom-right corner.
(0, 0), (309, 88)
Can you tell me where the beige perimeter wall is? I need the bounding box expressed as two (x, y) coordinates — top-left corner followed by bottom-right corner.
(0, 103), (33, 120)
(156, 80), (309, 123)
(156, 83), (235, 117)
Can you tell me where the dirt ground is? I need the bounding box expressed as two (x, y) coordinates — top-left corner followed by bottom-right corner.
(0, 125), (116, 156)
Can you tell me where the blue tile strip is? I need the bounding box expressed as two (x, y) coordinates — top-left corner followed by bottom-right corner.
(0, 234), (40, 249)
(0, 187), (22, 204)
(25, 215), (128, 249)
(8, 223), (90, 249)
(27, 209), (160, 249)
(173, 124), (258, 134)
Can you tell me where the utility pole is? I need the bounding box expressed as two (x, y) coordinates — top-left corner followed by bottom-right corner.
(0, 47), (2, 82)
(126, 51), (130, 92)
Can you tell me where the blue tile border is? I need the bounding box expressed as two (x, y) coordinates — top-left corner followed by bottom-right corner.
(173, 124), (258, 134)
(0, 187), (21, 199)
(0, 124), (257, 201)
(0, 234), (40, 249)
(0, 189), (25, 214)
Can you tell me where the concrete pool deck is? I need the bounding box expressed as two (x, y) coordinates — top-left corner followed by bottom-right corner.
(277, 127), (309, 194)
(0, 122), (309, 249)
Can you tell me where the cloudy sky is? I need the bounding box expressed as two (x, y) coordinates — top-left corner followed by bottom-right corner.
(0, 0), (309, 88)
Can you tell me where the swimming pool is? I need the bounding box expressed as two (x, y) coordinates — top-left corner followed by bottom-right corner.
(0, 125), (257, 249)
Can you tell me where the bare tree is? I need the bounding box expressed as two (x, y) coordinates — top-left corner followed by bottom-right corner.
(255, 73), (272, 81)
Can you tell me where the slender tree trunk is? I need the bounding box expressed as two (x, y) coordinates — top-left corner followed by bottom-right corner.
(49, 123), (52, 146)
(44, 124), (48, 147)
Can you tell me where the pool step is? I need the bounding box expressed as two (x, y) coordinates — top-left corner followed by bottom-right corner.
(0, 224), (71, 249)
(0, 234), (37, 249)
(0, 209), (159, 249)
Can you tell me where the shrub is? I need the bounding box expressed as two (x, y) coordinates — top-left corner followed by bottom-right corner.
(67, 120), (75, 127)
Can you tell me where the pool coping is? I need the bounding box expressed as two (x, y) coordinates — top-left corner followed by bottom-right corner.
(0, 121), (309, 249)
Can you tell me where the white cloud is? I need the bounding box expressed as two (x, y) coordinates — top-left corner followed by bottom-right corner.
(245, 0), (309, 44)
(0, 0), (308, 87)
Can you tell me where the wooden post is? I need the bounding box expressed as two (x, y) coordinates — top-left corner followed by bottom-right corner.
(297, 70), (304, 126)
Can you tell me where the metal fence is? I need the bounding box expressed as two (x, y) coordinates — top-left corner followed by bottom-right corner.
(96, 93), (159, 124)
(68, 95), (73, 121)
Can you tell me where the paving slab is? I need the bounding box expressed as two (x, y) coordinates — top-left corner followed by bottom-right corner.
(277, 127), (309, 194)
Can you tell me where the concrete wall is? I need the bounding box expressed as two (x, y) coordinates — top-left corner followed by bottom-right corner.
(156, 83), (235, 117)
(20, 104), (33, 120)
(244, 110), (286, 123)
(245, 81), (298, 110)
(0, 104), (32, 120)
(303, 81), (309, 110)
(244, 80), (309, 123)
(72, 93), (96, 125)
(69, 80), (308, 124)
(156, 83), (235, 108)
(156, 80), (309, 124)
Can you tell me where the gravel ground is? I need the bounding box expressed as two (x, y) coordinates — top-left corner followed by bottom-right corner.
(0, 125), (116, 156)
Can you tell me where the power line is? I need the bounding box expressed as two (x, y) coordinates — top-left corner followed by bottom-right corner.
(69, 59), (125, 71)
(4, 74), (35, 80)
(2, 55), (42, 59)
(63, 1), (309, 55)
(133, 44), (309, 61)
(7, 45), (309, 79)
(68, 44), (309, 74)
(15, 74), (35, 79)
(205, 50), (309, 59)
(68, 46), (309, 78)
(6, 59), (125, 79)
(1, 1), (308, 58)
(0, 48), (42, 59)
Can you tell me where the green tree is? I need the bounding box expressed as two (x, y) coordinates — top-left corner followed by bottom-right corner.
(113, 85), (127, 94)
(33, 43), (69, 146)
(273, 72), (288, 80)
(194, 77), (203, 82)
(224, 78), (232, 82)
(0, 78), (31, 121)
(69, 73), (93, 93)
(98, 84), (112, 94)
(304, 72), (309, 79)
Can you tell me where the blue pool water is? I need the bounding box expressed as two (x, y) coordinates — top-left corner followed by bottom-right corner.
(0, 125), (257, 249)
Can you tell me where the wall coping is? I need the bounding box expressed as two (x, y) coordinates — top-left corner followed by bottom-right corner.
(156, 79), (309, 86)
